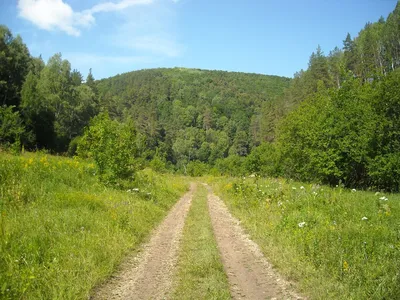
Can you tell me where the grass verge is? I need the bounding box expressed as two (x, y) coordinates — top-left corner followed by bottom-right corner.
(0, 152), (188, 299)
(210, 176), (400, 299)
(172, 184), (231, 299)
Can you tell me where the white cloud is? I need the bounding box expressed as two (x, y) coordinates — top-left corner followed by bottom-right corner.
(17, 0), (153, 36)
(87, 0), (153, 14)
(18, 0), (82, 36)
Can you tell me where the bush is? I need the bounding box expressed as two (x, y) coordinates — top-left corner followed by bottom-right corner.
(186, 160), (209, 177)
(67, 136), (81, 157)
(77, 113), (137, 185)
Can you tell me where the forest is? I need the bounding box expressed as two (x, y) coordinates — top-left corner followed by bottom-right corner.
(2, 2), (400, 190)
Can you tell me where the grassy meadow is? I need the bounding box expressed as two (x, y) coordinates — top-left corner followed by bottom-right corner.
(211, 176), (400, 299)
(0, 151), (188, 299)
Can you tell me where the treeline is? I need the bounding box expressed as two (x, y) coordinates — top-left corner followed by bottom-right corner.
(2, 1), (400, 191)
(0, 25), (98, 153)
(246, 1), (400, 191)
(0, 23), (290, 183)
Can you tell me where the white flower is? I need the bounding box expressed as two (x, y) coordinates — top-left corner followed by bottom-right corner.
(361, 216), (368, 221)
(351, 189), (357, 193)
(292, 187), (297, 190)
(278, 201), (283, 207)
(379, 196), (388, 201)
(375, 192), (380, 196)
(312, 191), (318, 196)
(127, 189), (131, 193)
(298, 222), (306, 228)
(300, 186), (305, 190)
(132, 188), (139, 192)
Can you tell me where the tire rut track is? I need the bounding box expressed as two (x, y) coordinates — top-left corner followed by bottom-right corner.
(205, 184), (304, 300)
(92, 183), (196, 300)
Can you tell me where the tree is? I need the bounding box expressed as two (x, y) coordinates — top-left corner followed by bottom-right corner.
(0, 105), (25, 146)
(0, 25), (31, 106)
(77, 113), (137, 184)
(343, 33), (358, 74)
(85, 68), (98, 95)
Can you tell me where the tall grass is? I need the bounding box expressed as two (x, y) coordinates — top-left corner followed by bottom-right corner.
(211, 176), (400, 299)
(0, 152), (188, 299)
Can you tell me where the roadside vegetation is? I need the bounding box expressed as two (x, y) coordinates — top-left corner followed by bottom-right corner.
(0, 151), (188, 299)
(172, 184), (231, 299)
(211, 176), (400, 299)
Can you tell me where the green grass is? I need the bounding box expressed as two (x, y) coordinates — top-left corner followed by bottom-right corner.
(210, 176), (400, 300)
(0, 151), (188, 299)
(172, 184), (231, 300)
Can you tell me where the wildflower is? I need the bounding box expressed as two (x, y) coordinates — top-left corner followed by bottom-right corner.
(351, 189), (356, 193)
(379, 196), (388, 201)
(361, 216), (368, 221)
(298, 221), (306, 228)
(127, 189), (131, 193)
(277, 201), (283, 207)
(375, 192), (380, 196)
(343, 260), (349, 272)
(312, 191), (318, 196)
(300, 186), (305, 190)
(292, 187), (297, 190)
(132, 188), (139, 192)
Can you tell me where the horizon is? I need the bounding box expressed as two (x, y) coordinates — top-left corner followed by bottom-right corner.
(0, 0), (397, 79)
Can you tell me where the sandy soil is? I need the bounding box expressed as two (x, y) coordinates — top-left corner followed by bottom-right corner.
(92, 183), (196, 300)
(206, 184), (304, 300)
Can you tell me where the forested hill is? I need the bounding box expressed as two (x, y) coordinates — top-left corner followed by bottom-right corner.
(2, 1), (400, 190)
(95, 68), (291, 163)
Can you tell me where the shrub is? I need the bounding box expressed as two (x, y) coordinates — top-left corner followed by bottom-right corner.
(77, 113), (137, 185)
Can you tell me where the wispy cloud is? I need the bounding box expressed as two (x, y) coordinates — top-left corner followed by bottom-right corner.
(113, 3), (185, 57)
(120, 35), (184, 57)
(65, 53), (158, 65)
(87, 0), (153, 14)
(17, 0), (154, 36)
(64, 52), (163, 78)
(18, 0), (185, 72)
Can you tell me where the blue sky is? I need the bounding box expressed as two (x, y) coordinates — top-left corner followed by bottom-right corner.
(0, 0), (397, 79)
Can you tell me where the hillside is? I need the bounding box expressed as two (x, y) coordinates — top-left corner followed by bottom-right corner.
(96, 68), (291, 167)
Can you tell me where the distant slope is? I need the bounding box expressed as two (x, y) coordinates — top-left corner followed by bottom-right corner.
(96, 68), (291, 166)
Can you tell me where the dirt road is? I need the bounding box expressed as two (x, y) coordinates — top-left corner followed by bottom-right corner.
(93, 183), (303, 299)
(92, 183), (196, 300)
(206, 185), (303, 300)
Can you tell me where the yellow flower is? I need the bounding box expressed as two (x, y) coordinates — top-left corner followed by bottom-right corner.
(343, 260), (349, 272)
